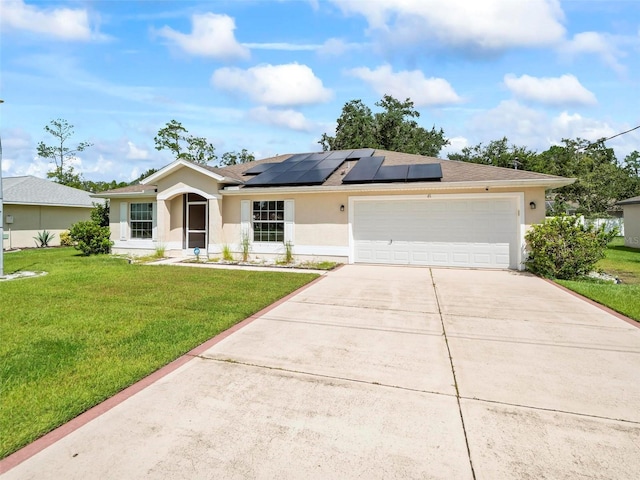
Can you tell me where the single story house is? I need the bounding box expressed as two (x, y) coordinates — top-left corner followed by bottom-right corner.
(95, 148), (573, 270)
(2, 176), (97, 249)
(617, 196), (640, 249)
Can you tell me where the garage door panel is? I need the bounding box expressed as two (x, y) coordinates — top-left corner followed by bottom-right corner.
(353, 198), (518, 269)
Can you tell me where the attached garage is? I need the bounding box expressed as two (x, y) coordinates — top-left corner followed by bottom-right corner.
(351, 195), (521, 269)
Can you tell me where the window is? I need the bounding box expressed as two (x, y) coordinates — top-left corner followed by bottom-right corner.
(252, 201), (284, 242)
(130, 203), (153, 239)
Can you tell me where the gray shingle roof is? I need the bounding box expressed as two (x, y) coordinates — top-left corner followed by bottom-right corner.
(3, 176), (97, 207)
(221, 149), (571, 187)
(618, 196), (640, 206)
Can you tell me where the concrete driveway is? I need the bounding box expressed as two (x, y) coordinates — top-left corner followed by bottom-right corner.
(2, 265), (640, 479)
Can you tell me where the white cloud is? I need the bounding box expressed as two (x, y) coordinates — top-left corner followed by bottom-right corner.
(441, 136), (469, 156)
(467, 100), (618, 153)
(560, 32), (625, 73)
(551, 112), (615, 142)
(248, 107), (315, 132)
(317, 38), (366, 56)
(0, 0), (103, 41)
(211, 63), (333, 106)
(242, 42), (320, 51)
(348, 64), (462, 107)
(504, 74), (597, 106)
(156, 13), (250, 60)
(126, 141), (149, 160)
(331, 0), (565, 51)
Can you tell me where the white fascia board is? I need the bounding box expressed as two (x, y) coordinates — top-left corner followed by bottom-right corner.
(4, 201), (95, 208)
(221, 178), (575, 196)
(91, 192), (158, 199)
(141, 159), (233, 184)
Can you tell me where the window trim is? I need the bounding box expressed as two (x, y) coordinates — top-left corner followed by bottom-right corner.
(130, 202), (154, 240)
(252, 200), (285, 243)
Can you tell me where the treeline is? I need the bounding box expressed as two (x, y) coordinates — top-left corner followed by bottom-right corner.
(321, 96), (640, 216)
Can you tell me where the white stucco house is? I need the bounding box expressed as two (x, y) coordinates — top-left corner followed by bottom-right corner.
(95, 148), (574, 270)
(2, 176), (97, 249)
(617, 196), (640, 249)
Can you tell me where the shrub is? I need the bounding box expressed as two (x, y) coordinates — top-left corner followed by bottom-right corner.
(59, 230), (74, 246)
(33, 230), (55, 248)
(222, 244), (234, 262)
(69, 221), (113, 255)
(240, 233), (251, 262)
(91, 201), (110, 227)
(525, 215), (617, 280)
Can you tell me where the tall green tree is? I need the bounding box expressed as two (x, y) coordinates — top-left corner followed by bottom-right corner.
(623, 150), (640, 177)
(319, 95), (449, 157)
(219, 149), (255, 166)
(37, 119), (92, 187)
(447, 137), (537, 170)
(154, 120), (216, 165)
(536, 138), (633, 215)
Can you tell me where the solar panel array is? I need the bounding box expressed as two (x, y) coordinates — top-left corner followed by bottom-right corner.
(243, 149), (375, 187)
(343, 157), (443, 183)
(242, 149), (443, 187)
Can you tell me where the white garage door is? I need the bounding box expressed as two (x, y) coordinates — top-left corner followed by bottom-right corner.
(353, 197), (519, 269)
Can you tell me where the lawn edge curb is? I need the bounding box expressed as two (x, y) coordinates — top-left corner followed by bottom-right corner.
(0, 273), (326, 474)
(544, 278), (640, 329)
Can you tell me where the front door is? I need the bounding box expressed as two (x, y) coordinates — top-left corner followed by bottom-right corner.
(185, 193), (207, 249)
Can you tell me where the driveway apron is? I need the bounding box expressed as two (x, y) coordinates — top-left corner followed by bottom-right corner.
(2, 265), (639, 479)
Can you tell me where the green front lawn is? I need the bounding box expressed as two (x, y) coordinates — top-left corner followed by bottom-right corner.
(557, 237), (640, 321)
(0, 248), (318, 458)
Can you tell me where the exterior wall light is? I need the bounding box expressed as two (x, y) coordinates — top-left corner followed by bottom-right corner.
(529, 201), (536, 209)
(340, 204), (345, 212)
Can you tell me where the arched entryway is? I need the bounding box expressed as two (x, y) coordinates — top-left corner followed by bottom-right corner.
(184, 193), (207, 249)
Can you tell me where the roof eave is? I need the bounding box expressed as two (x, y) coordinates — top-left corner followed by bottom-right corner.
(4, 201), (96, 208)
(222, 178), (575, 195)
(91, 191), (157, 199)
(141, 159), (233, 184)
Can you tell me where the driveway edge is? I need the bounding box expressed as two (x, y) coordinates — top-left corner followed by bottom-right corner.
(544, 278), (639, 329)
(0, 274), (326, 474)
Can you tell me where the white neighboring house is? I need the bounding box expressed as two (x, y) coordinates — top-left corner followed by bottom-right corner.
(618, 196), (640, 249)
(2, 176), (99, 249)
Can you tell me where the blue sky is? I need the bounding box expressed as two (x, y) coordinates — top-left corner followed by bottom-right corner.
(1, 0), (639, 182)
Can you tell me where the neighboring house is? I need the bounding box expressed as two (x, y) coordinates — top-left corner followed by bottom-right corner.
(617, 196), (640, 249)
(94, 149), (573, 270)
(2, 176), (97, 249)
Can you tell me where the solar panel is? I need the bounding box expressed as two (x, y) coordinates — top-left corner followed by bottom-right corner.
(342, 156), (384, 183)
(243, 163), (279, 175)
(244, 168), (290, 186)
(347, 148), (375, 159)
(406, 164), (443, 181)
(325, 150), (352, 161)
(294, 167), (337, 184)
(305, 152), (332, 161)
(282, 153), (312, 163)
(374, 165), (409, 182)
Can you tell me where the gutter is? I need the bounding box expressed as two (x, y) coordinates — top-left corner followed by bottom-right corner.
(220, 178), (576, 196)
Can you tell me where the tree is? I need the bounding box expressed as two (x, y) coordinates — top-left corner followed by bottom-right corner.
(219, 149), (255, 166)
(154, 120), (216, 165)
(535, 138), (633, 216)
(319, 95), (449, 157)
(447, 137), (537, 170)
(131, 168), (159, 184)
(37, 119), (92, 187)
(623, 151), (640, 177)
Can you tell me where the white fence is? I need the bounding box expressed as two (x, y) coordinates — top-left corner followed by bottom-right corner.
(582, 217), (624, 236)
